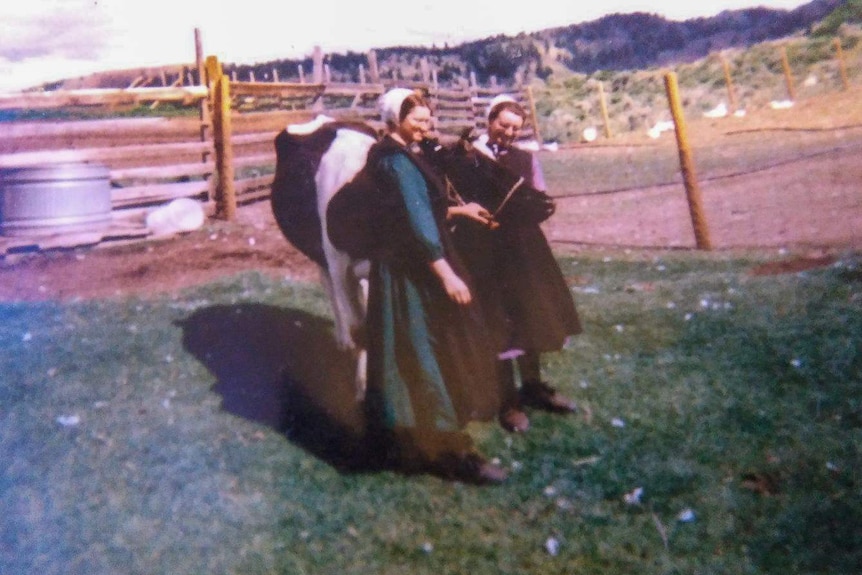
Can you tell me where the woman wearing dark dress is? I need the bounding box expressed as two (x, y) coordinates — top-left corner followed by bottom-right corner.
(449, 95), (583, 434)
(363, 88), (506, 484)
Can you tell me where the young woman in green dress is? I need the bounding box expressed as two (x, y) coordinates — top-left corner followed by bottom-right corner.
(363, 89), (506, 484)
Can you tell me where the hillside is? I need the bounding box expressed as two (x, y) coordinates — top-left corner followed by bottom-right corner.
(231, 0), (845, 85)
(31, 0), (862, 145)
(51, 0), (849, 90)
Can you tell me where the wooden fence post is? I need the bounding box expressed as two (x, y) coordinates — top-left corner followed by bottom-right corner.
(720, 53), (738, 113)
(312, 46), (324, 83)
(367, 50), (380, 83)
(597, 81), (612, 139)
(204, 57), (221, 87)
(834, 37), (849, 90)
(212, 74), (236, 220)
(420, 58), (431, 83)
(664, 71), (712, 250)
(195, 29), (212, 197)
(309, 47), (324, 112)
(524, 85), (543, 145)
(780, 45), (796, 101)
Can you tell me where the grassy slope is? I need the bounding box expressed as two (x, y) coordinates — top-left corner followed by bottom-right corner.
(2, 253), (860, 574)
(533, 25), (862, 142)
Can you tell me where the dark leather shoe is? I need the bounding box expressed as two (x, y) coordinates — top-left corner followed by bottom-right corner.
(436, 452), (508, 485)
(458, 453), (508, 484)
(521, 381), (577, 413)
(499, 407), (530, 433)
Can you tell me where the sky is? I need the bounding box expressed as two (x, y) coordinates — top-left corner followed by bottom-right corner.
(0, 0), (812, 92)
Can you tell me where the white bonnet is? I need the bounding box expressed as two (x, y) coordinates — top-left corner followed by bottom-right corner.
(379, 88), (415, 126)
(487, 93), (517, 120)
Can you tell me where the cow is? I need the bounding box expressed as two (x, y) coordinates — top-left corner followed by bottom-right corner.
(270, 115), (555, 400)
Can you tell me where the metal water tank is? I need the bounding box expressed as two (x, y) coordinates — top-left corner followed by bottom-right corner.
(0, 163), (112, 237)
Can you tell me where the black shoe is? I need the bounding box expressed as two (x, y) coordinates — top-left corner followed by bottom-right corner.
(520, 380), (577, 413)
(437, 452), (508, 485)
(498, 407), (530, 433)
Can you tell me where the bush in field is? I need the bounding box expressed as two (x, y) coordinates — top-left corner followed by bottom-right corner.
(813, 0), (862, 36)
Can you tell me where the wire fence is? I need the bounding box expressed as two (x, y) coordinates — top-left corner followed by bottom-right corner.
(541, 120), (862, 250)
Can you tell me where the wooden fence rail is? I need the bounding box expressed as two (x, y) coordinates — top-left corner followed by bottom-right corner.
(0, 54), (541, 252)
(0, 86), (208, 110)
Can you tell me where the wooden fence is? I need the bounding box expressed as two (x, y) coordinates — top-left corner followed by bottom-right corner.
(0, 53), (538, 252)
(208, 54), (539, 219)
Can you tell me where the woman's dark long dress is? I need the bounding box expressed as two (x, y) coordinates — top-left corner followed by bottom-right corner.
(364, 136), (501, 462)
(493, 146), (582, 352)
(451, 142), (582, 357)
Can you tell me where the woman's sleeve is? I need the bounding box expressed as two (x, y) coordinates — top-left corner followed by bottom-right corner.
(530, 153), (548, 192)
(379, 154), (445, 261)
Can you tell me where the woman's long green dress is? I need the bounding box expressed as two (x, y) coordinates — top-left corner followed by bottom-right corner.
(364, 136), (501, 461)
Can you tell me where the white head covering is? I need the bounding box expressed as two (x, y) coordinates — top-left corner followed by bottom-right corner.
(486, 93), (517, 120)
(379, 88), (415, 127)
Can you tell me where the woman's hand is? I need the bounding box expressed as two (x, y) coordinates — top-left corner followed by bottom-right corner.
(430, 258), (472, 305)
(447, 202), (499, 229)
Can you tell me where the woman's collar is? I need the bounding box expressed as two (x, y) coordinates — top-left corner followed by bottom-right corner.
(388, 132), (408, 147)
(472, 134), (496, 160)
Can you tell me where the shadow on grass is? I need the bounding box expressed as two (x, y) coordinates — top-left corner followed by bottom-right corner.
(176, 303), (382, 474)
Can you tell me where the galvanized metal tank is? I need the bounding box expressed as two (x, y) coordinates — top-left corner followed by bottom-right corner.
(0, 163), (112, 237)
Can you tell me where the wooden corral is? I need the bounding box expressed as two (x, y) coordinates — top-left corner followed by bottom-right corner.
(0, 50), (539, 255)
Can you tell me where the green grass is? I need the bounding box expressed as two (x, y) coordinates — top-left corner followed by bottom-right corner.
(2, 255), (861, 574)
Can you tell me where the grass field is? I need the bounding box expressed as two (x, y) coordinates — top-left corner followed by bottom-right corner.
(2, 251), (860, 574)
(2, 50), (861, 575)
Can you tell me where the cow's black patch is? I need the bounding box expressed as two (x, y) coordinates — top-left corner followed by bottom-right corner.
(270, 122), (379, 266)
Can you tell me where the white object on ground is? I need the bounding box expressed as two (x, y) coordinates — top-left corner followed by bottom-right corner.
(703, 102), (728, 118)
(56, 414), (81, 427)
(146, 198), (206, 236)
(648, 120), (675, 139)
(624, 487), (644, 505)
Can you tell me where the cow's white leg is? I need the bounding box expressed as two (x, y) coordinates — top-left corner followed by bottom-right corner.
(315, 129), (375, 352)
(318, 253), (368, 401)
(314, 129), (375, 400)
(355, 349), (367, 401)
(353, 267), (370, 400)
(322, 244), (363, 351)
(316, 262), (348, 345)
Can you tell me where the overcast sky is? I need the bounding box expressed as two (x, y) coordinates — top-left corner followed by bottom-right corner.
(1, 0), (811, 91)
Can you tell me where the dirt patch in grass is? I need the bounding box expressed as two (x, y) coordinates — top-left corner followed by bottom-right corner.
(748, 254), (837, 276)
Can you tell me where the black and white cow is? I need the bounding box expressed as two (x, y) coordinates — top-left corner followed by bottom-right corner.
(270, 115), (555, 399)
